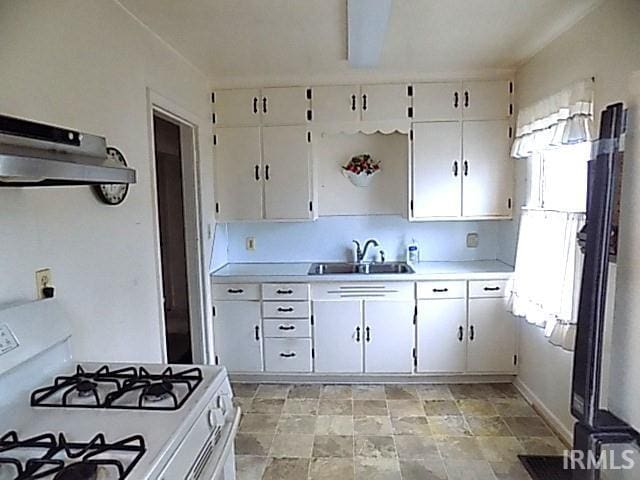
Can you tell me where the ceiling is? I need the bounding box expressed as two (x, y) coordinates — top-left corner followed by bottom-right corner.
(119, 0), (603, 86)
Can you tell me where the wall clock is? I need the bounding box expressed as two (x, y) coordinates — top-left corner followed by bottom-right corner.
(94, 147), (130, 205)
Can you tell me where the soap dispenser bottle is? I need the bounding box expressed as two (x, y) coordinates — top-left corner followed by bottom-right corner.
(406, 239), (420, 265)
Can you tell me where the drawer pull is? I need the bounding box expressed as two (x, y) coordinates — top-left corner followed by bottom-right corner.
(276, 289), (294, 295)
(227, 288), (244, 294)
(432, 288), (449, 293)
(483, 286), (501, 291)
(278, 325), (296, 331)
(280, 352), (296, 358)
(277, 307), (294, 313)
(457, 326), (464, 342)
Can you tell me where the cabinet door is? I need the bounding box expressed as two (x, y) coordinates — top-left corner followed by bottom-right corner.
(364, 300), (415, 373)
(467, 297), (516, 373)
(313, 300), (363, 373)
(412, 82), (462, 121)
(462, 80), (511, 120)
(213, 89), (261, 127)
(361, 84), (411, 122)
(214, 127), (263, 221)
(462, 120), (512, 217)
(311, 85), (360, 123)
(412, 122), (462, 219)
(416, 299), (466, 373)
(261, 87), (310, 126)
(262, 126), (312, 220)
(213, 301), (263, 372)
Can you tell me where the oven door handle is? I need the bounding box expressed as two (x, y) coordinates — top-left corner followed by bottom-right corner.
(208, 407), (241, 480)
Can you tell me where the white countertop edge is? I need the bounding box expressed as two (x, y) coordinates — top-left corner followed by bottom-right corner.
(210, 260), (514, 283)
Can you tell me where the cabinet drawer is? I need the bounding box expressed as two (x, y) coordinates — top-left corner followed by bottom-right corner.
(263, 301), (310, 319)
(468, 279), (509, 298)
(212, 283), (260, 300)
(264, 338), (312, 372)
(311, 282), (414, 301)
(416, 281), (466, 299)
(263, 319), (311, 338)
(262, 283), (310, 300)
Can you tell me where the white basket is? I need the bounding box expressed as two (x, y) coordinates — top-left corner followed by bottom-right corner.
(342, 169), (379, 187)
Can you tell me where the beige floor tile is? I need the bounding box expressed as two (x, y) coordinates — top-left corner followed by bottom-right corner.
(318, 398), (352, 415)
(232, 383), (259, 398)
(354, 400), (388, 416)
(235, 455), (269, 480)
(449, 384), (496, 400)
(385, 385), (418, 400)
(352, 385), (386, 400)
(490, 460), (532, 479)
(457, 399), (498, 416)
(354, 457), (401, 480)
(320, 384), (353, 399)
(262, 457), (310, 480)
(239, 413), (280, 434)
(277, 414), (317, 434)
(466, 416), (513, 436)
(444, 459), (497, 480)
(399, 458), (448, 480)
(246, 398), (285, 414)
(488, 383), (522, 399)
(316, 415), (354, 435)
(288, 384), (322, 399)
(391, 416), (432, 436)
(308, 457), (355, 480)
(354, 416), (393, 435)
(393, 435), (439, 459)
(355, 435), (397, 458)
(416, 385), (454, 401)
(518, 436), (566, 455)
(235, 433), (274, 456)
(312, 435), (354, 458)
(269, 433), (314, 458)
(428, 415), (472, 436)
(436, 436), (485, 461)
(503, 417), (553, 437)
(423, 399), (462, 416)
(494, 398), (537, 417)
(234, 397), (253, 411)
(283, 398), (319, 415)
(387, 400), (424, 417)
(255, 384), (290, 399)
(477, 436), (525, 463)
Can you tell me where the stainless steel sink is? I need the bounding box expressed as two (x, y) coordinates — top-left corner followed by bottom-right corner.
(308, 262), (415, 275)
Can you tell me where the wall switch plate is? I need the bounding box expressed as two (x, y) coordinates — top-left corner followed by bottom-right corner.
(246, 237), (256, 251)
(466, 233), (479, 248)
(35, 268), (52, 299)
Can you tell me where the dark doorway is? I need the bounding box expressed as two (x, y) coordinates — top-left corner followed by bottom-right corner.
(153, 114), (193, 364)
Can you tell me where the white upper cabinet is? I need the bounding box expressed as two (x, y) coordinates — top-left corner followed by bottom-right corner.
(212, 89), (261, 127)
(261, 87), (311, 126)
(360, 83), (411, 122)
(364, 300), (414, 373)
(262, 126), (313, 220)
(462, 80), (512, 120)
(462, 120), (513, 217)
(412, 122), (462, 219)
(311, 85), (360, 123)
(412, 82), (462, 121)
(214, 127), (263, 221)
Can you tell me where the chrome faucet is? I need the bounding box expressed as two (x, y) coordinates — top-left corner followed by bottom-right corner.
(353, 239), (380, 264)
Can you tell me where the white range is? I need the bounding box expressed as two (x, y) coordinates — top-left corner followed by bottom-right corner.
(0, 299), (240, 480)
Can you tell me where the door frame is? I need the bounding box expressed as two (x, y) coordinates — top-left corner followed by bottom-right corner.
(146, 88), (209, 364)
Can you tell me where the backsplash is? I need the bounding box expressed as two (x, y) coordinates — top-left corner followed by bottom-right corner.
(215, 215), (512, 266)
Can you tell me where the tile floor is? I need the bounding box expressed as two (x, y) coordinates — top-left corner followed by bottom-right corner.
(232, 383), (567, 480)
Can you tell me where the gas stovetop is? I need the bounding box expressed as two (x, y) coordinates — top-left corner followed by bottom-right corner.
(30, 365), (203, 411)
(0, 431), (145, 480)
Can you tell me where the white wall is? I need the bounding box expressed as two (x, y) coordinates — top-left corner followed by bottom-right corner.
(512, 0), (640, 438)
(223, 216), (506, 264)
(0, 1), (215, 362)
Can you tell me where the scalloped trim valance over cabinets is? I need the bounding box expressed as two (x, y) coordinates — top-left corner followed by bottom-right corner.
(511, 78), (594, 159)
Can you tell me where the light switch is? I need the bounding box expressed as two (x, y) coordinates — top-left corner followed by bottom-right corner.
(466, 233), (479, 248)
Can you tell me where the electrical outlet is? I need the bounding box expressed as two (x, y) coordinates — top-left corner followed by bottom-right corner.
(466, 233), (479, 248)
(35, 268), (52, 299)
(246, 237), (256, 251)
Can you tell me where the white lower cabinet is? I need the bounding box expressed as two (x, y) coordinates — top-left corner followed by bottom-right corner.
(212, 301), (263, 373)
(264, 338), (312, 372)
(416, 298), (467, 373)
(313, 300), (363, 373)
(467, 297), (517, 373)
(364, 301), (415, 373)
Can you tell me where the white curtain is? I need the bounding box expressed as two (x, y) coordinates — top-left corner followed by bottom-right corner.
(510, 210), (585, 351)
(511, 79), (594, 159)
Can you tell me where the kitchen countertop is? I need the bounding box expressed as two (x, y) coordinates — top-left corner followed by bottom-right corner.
(210, 260), (514, 283)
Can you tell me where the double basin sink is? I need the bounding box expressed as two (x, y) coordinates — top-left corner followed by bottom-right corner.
(308, 262), (415, 275)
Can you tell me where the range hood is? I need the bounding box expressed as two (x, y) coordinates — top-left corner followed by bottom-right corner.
(0, 114), (136, 187)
